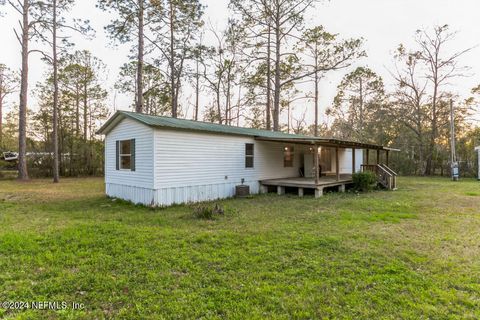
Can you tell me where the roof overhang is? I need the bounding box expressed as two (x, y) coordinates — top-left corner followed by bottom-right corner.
(383, 147), (401, 152)
(254, 137), (398, 151)
(96, 111), (127, 135)
(98, 111), (400, 152)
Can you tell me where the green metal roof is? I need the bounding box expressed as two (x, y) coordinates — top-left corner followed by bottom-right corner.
(97, 111), (388, 150)
(99, 111), (316, 139)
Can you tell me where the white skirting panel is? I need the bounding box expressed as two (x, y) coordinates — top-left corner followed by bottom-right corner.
(106, 183), (155, 206)
(106, 181), (259, 207)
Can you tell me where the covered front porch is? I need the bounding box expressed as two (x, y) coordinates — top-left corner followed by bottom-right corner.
(255, 135), (397, 197)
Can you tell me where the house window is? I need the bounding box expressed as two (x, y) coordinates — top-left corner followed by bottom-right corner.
(116, 139), (135, 171)
(284, 146), (294, 167)
(245, 143), (254, 168)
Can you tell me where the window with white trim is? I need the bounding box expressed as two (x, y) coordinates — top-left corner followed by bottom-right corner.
(245, 143), (254, 168)
(116, 139), (135, 171)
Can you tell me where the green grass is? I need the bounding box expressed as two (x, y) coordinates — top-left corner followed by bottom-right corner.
(0, 177), (479, 319)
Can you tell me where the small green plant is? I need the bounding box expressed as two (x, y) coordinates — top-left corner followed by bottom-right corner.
(352, 171), (378, 192)
(192, 204), (224, 220)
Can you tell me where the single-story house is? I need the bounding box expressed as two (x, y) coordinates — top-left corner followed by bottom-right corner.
(97, 111), (397, 206)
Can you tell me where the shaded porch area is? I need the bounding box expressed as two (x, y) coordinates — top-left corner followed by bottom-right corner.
(260, 174), (353, 198)
(255, 135), (399, 196)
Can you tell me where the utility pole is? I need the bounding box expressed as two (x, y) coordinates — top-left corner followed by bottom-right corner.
(449, 99), (459, 181)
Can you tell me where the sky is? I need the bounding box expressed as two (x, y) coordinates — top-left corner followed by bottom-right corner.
(1, 0), (479, 126)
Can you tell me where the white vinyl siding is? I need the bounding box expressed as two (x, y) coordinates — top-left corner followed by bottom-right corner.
(150, 128), (303, 206)
(105, 118), (154, 189)
(103, 119), (363, 206)
(256, 141), (301, 179)
(331, 148), (364, 174)
(153, 128), (301, 187)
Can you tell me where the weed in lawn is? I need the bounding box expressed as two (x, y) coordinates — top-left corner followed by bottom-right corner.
(192, 203), (225, 219)
(465, 192), (479, 196)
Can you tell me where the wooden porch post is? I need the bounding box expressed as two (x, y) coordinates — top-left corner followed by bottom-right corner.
(314, 145), (319, 185)
(386, 150), (390, 166)
(352, 147), (356, 174)
(376, 149), (380, 165)
(335, 147), (340, 181)
(366, 149), (370, 165)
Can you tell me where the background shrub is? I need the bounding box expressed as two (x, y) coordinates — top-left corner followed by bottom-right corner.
(352, 171), (378, 192)
(0, 159), (17, 170)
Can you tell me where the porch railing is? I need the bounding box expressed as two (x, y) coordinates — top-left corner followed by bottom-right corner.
(361, 164), (397, 190)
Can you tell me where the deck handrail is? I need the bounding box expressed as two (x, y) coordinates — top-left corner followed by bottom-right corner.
(378, 164), (397, 189)
(361, 164), (397, 190)
(379, 164), (397, 176)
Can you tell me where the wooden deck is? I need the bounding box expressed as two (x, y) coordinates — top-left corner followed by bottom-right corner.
(260, 175), (353, 198)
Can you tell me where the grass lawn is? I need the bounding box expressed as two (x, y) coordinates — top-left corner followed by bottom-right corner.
(0, 177), (479, 319)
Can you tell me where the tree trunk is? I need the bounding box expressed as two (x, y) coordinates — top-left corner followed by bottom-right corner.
(314, 45), (319, 137)
(359, 77), (364, 140)
(145, 95), (150, 114)
(272, 19), (281, 131)
(136, 0), (144, 113)
(83, 76), (88, 141)
(425, 76), (438, 176)
(416, 103), (424, 175)
(58, 108), (63, 176)
(216, 83), (222, 124)
(417, 135), (424, 175)
(425, 140), (435, 175)
(194, 57), (199, 121)
(287, 102), (290, 133)
(236, 83), (241, 126)
(169, 1), (177, 118)
(266, 24), (271, 130)
(17, 0), (29, 181)
(75, 84), (80, 136)
(226, 69), (232, 125)
(52, 0), (60, 183)
(69, 126), (74, 176)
